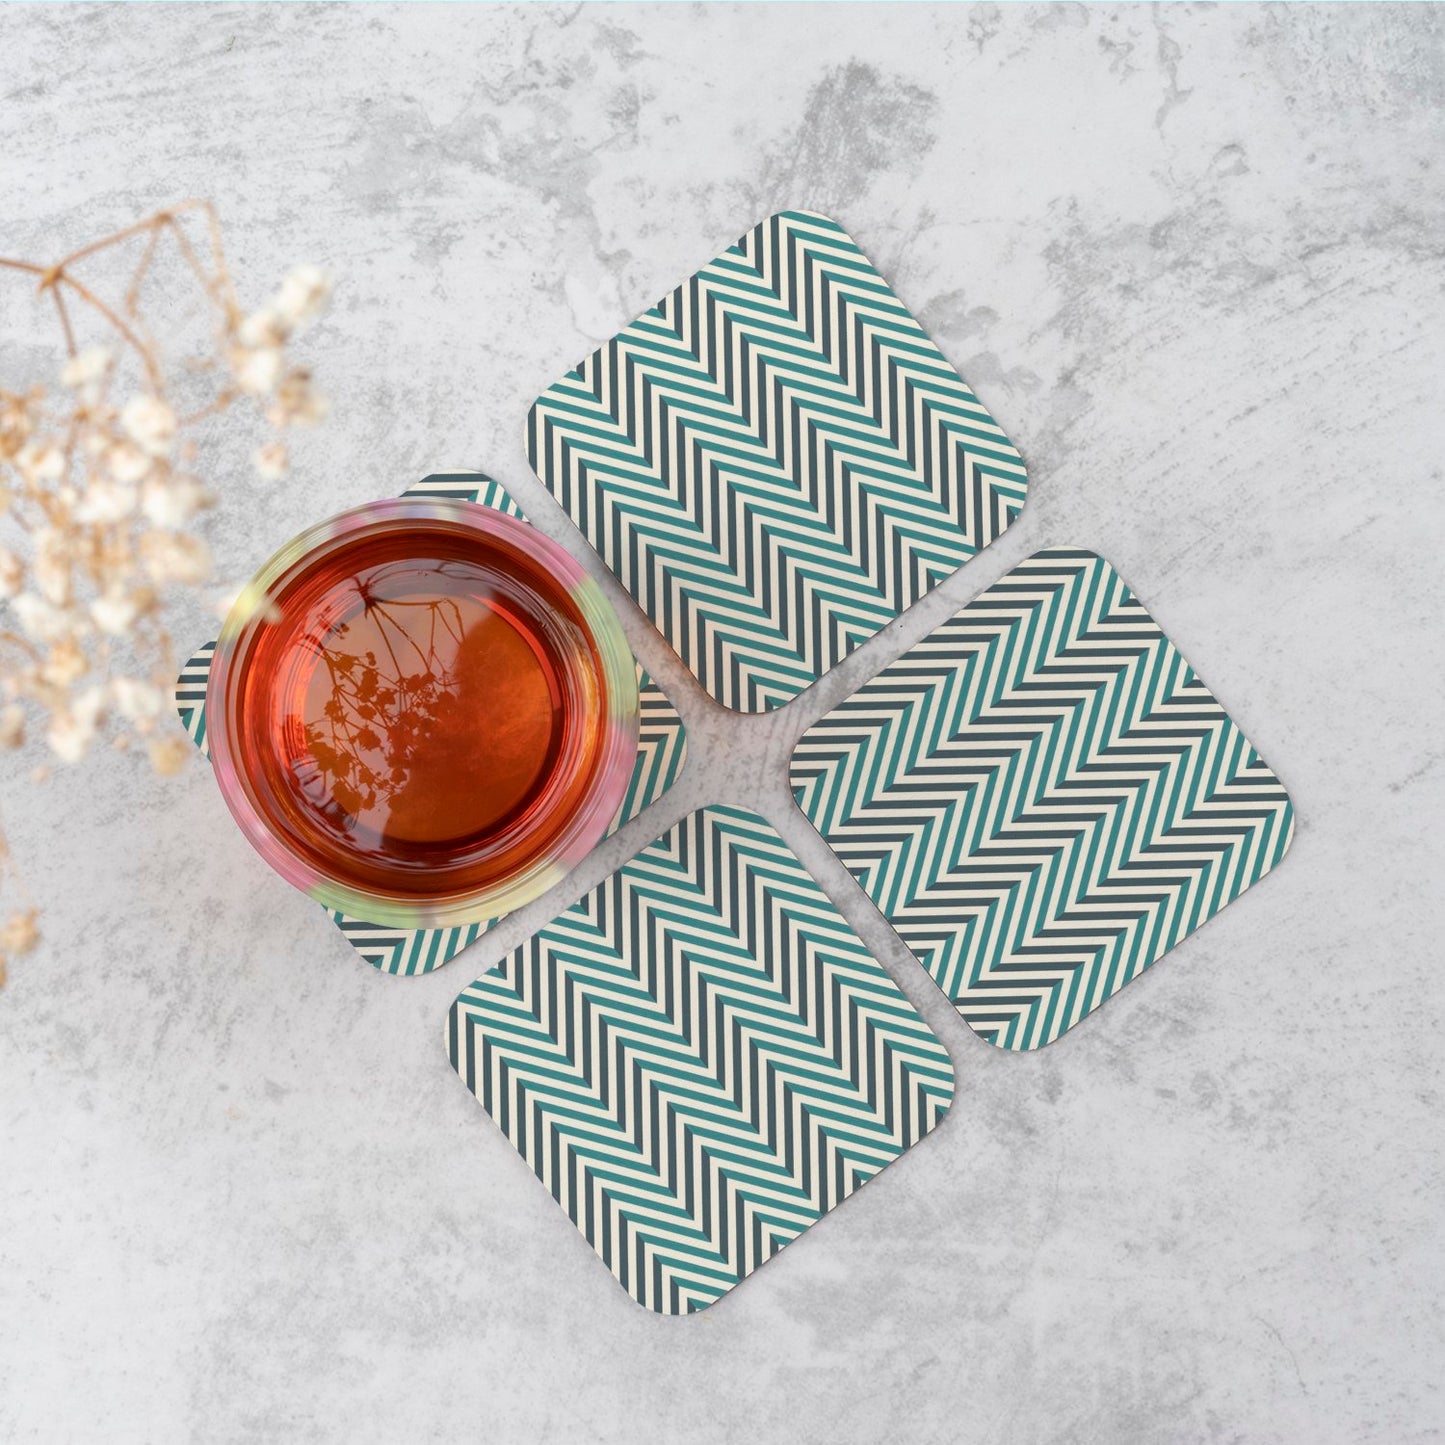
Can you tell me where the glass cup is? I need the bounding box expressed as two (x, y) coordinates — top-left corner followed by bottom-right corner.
(206, 497), (639, 928)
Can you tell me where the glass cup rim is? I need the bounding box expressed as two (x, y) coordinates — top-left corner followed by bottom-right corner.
(205, 497), (639, 929)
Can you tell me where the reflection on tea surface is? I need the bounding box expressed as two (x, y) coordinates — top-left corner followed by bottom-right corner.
(286, 561), (563, 857)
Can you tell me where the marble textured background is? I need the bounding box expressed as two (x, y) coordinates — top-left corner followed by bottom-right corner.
(2, 4), (1443, 1441)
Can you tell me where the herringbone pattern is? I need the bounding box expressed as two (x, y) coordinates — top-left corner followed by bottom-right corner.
(448, 805), (955, 1314)
(174, 472), (686, 976)
(791, 548), (1295, 1050)
(527, 210), (1028, 711)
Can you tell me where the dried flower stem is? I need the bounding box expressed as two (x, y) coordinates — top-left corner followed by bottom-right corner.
(0, 201), (331, 989)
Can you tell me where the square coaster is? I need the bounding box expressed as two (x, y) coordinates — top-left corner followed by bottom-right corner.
(174, 471), (688, 976)
(447, 804), (955, 1314)
(527, 209), (1028, 712)
(790, 547), (1296, 1050)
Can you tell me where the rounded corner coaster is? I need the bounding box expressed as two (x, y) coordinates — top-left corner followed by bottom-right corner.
(790, 546), (1296, 1052)
(446, 803), (955, 1316)
(172, 470), (688, 978)
(526, 209), (1029, 713)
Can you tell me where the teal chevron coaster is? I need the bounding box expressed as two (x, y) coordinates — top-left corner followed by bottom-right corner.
(527, 209), (1028, 712)
(174, 471), (687, 977)
(790, 547), (1296, 1051)
(447, 804), (955, 1315)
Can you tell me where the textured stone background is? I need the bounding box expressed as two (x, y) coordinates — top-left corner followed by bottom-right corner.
(2, 5), (1443, 1441)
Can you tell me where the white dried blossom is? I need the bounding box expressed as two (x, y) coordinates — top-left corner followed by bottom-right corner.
(75, 476), (137, 525)
(253, 441), (288, 480)
(0, 394), (33, 462)
(0, 703), (24, 749)
(146, 734), (190, 777)
(239, 309), (287, 349)
(32, 528), (72, 606)
(106, 440), (152, 485)
(15, 439), (64, 485)
(139, 530), (211, 586)
(268, 368), (329, 428)
(46, 685), (106, 765)
(232, 346), (283, 396)
(0, 910), (38, 956)
(89, 588), (144, 637)
(103, 442), (149, 488)
(60, 346), (113, 401)
(112, 675), (163, 723)
(47, 717), (90, 764)
(273, 265), (332, 328)
(140, 473), (211, 528)
(120, 394), (177, 458)
(38, 638), (88, 687)
(10, 593), (79, 644)
(0, 547), (23, 600)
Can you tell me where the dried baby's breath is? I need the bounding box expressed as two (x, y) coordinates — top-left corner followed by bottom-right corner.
(145, 734), (190, 778)
(252, 441), (288, 481)
(0, 200), (333, 986)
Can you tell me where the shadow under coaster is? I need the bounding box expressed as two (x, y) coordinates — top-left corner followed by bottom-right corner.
(447, 803), (955, 1315)
(790, 547), (1296, 1051)
(172, 471), (688, 977)
(526, 209), (1028, 712)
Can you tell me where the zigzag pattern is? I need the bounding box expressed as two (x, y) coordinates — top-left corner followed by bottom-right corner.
(448, 804), (954, 1314)
(173, 472), (687, 977)
(791, 547), (1296, 1050)
(321, 908), (488, 977)
(404, 470), (526, 518)
(527, 209), (1028, 711)
(174, 641), (214, 758)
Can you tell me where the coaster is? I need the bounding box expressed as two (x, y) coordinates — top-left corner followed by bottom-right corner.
(447, 804), (955, 1315)
(790, 547), (1296, 1051)
(174, 471), (688, 976)
(526, 209), (1028, 712)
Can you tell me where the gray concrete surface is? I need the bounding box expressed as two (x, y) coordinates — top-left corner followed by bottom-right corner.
(2, 5), (1442, 1441)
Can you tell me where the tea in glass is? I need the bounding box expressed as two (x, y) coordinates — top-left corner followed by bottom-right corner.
(206, 499), (638, 927)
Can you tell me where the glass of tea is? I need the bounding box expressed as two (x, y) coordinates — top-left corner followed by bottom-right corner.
(206, 497), (639, 928)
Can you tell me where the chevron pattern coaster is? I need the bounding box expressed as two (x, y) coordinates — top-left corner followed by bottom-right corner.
(527, 209), (1028, 712)
(790, 547), (1296, 1051)
(448, 804), (955, 1314)
(174, 472), (687, 977)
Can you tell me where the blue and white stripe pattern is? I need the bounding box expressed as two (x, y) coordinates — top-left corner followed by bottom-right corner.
(448, 804), (955, 1313)
(791, 548), (1296, 1049)
(527, 210), (1028, 711)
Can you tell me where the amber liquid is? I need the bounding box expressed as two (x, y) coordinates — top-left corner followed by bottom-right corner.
(292, 569), (564, 851)
(232, 519), (607, 904)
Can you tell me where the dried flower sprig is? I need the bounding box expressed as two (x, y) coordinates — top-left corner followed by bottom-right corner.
(0, 200), (332, 987)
